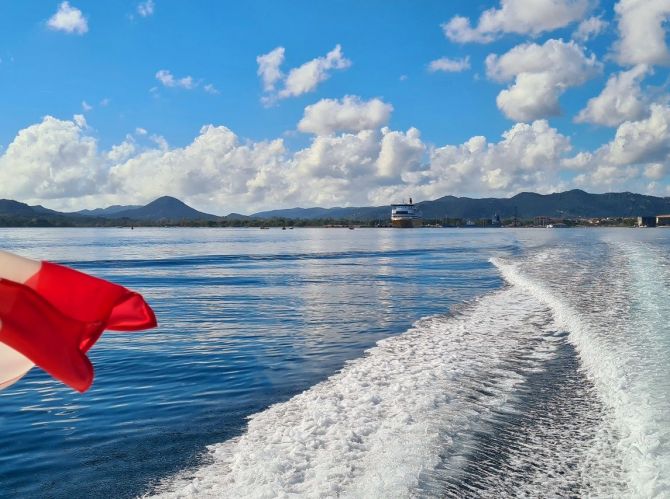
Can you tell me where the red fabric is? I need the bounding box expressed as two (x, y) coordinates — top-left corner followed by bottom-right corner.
(0, 262), (157, 392)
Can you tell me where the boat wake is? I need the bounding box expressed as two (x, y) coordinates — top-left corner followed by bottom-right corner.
(151, 245), (668, 498)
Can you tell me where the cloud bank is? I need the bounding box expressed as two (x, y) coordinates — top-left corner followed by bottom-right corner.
(2, 94), (669, 214)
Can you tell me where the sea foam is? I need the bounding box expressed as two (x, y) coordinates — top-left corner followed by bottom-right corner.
(151, 285), (561, 498)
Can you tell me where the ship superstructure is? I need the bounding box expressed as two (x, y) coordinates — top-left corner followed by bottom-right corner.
(391, 198), (423, 228)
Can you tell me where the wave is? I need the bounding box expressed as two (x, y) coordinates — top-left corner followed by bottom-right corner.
(491, 255), (669, 498)
(149, 275), (609, 498)
(150, 247), (668, 498)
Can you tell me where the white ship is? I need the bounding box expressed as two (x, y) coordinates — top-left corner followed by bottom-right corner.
(391, 198), (423, 228)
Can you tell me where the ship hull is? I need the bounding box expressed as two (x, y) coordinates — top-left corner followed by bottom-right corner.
(392, 218), (423, 228)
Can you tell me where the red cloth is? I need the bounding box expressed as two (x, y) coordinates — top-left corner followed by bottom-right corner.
(0, 262), (157, 392)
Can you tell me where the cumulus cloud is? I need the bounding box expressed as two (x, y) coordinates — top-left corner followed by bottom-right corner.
(47, 2), (88, 35)
(81, 100), (93, 112)
(572, 15), (608, 42)
(370, 120), (571, 203)
(3, 105), (670, 213)
(298, 96), (393, 135)
(108, 125), (289, 208)
(376, 128), (425, 180)
(0, 115), (99, 199)
(605, 104), (670, 165)
(107, 136), (137, 163)
(155, 69), (196, 89)
(257, 45), (351, 104)
(443, 0), (590, 43)
(613, 0), (670, 66)
(567, 104), (670, 190)
(256, 47), (285, 92)
(644, 163), (669, 180)
(575, 65), (650, 127)
(428, 57), (471, 73)
(137, 0), (155, 17)
(486, 39), (601, 121)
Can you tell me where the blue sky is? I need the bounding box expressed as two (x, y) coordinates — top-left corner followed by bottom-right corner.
(0, 0), (669, 214)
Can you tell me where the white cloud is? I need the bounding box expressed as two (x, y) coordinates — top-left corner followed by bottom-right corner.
(73, 114), (87, 128)
(135, 127), (148, 135)
(258, 45), (351, 104)
(137, 0), (155, 17)
(81, 100), (93, 112)
(575, 65), (650, 127)
(47, 1), (88, 35)
(280, 45), (351, 98)
(109, 125), (289, 209)
(376, 128), (425, 180)
(155, 69), (196, 89)
(291, 130), (380, 186)
(4, 104), (670, 214)
(256, 47), (285, 92)
(100, 97), (111, 107)
(370, 119), (571, 203)
(428, 56), (471, 73)
(0, 115), (100, 199)
(107, 136), (137, 163)
(442, 16), (495, 44)
(605, 104), (670, 165)
(204, 83), (219, 95)
(572, 15), (608, 42)
(567, 104), (670, 190)
(443, 0), (590, 43)
(486, 39), (601, 121)
(613, 0), (670, 66)
(644, 163), (669, 180)
(298, 96), (393, 135)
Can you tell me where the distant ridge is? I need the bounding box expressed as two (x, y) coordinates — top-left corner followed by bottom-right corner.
(2, 190), (670, 227)
(0, 196), (219, 225)
(76, 204), (141, 217)
(0, 199), (68, 217)
(250, 190), (670, 220)
(111, 196), (219, 221)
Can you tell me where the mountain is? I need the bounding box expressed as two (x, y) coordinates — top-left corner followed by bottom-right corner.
(0, 200), (70, 217)
(111, 196), (219, 221)
(0, 199), (42, 216)
(251, 207), (343, 219)
(251, 190), (670, 221)
(2, 191), (669, 227)
(76, 204), (141, 216)
(224, 212), (252, 221)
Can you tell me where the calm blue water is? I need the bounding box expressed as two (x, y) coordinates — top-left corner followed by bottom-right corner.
(0, 228), (668, 498)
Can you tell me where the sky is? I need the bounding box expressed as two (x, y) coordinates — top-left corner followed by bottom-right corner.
(0, 0), (669, 215)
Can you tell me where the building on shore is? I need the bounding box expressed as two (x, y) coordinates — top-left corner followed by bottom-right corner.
(657, 215), (670, 227)
(637, 216), (657, 227)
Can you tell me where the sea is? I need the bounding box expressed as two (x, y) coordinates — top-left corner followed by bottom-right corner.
(0, 227), (668, 498)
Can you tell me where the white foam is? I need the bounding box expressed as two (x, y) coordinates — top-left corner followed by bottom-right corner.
(151, 286), (559, 498)
(491, 255), (670, 498)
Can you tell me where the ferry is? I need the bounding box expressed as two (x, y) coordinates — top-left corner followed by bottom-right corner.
(391, 198), (423, 228)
